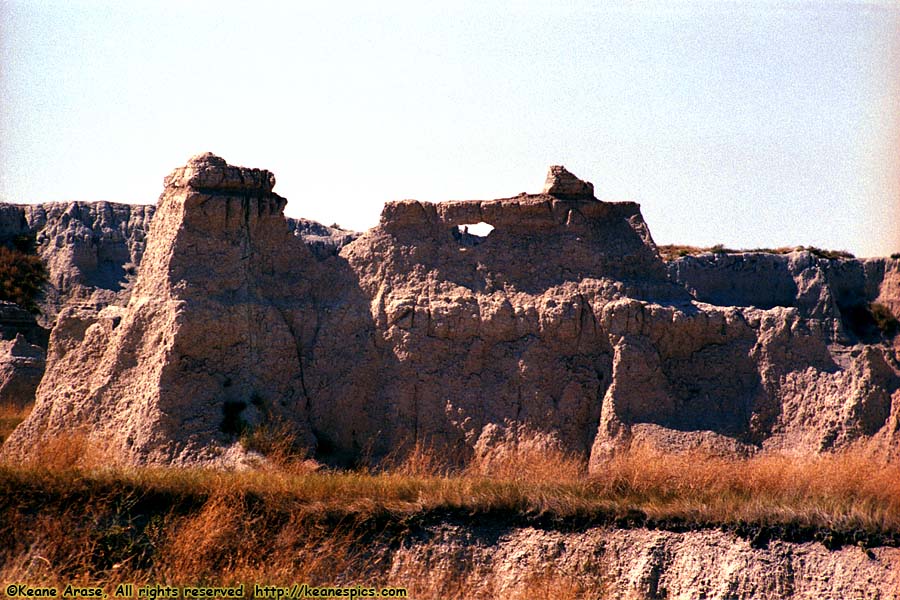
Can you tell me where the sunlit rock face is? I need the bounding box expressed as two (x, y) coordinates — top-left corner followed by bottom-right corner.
(4, 157), (899, 468)
(4, 153), (319, 466)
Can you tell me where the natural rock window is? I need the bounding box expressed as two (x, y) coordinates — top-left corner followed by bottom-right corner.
(454, 222), (494, 247)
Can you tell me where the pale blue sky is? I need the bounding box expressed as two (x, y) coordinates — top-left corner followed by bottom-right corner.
(1, 1), (898, 256)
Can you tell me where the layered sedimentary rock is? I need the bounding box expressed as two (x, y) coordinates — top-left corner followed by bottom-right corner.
(542, 164), (595, 199)
(0, 303), (46, 407)
(4, 154), (900, 467)
(30, 202), (156, 323)
(0, 334), (45, 408)
(668, 252), (900, 335)
(286, 218), (359, 259)
(4, 154), (320, 464)
(0, 301), (47, 346)
(0, 201), (357, 328)
(321, 188), (679, 464)
(0, 201), (156, 326)
(389, 525), (900, 599)
(0, 196), (358, 409)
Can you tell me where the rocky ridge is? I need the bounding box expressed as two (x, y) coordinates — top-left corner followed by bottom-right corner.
(0, 198), (357, 407)
(668, 251), (900, 342)
(2, 154), (899, 468)
(0, 201), (156, 327)
(390, 523), (900, 599)
(0, 332), (44, 410)
(0, 201), (357, 326)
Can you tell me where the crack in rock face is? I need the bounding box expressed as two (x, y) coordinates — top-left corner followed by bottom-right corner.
(2, 156), (899, 469)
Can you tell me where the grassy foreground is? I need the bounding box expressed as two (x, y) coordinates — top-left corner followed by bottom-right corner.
(2, 433), (900, 595)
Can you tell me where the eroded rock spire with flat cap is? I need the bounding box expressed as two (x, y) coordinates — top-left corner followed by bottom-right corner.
(542, 165), (595, 199)
(3, 153), (318, 467)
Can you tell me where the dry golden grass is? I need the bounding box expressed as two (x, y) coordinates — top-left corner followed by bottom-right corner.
(2, 433), (900, 590)
(5, 435), (900, 528)
(593, 445), (900, 531)
(238, 422), (323, 477)
(0, 402), (31, 444)
(466, 437), (587, 485)
(379, 438), (454, 478)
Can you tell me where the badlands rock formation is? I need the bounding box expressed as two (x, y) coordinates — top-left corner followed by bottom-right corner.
(669, 252), (900, 340)
(543, 164), (595, 198)
(5, 154), (323, 464)
(287, 217), (359, 259)
(0, 201), (155, 406)
(390, 524), (900, 599)
(0, 200), (355, 326)
(0, 199), (356, 408)
(4, 154), (900, 467)
(0, 201), (155, 326)
(0, 302), (47, 407)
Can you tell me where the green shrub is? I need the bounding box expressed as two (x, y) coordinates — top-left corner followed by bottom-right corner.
(0, 246), (47, 313)
(802, 246), (855, 260)
(870, 303), (899, 337)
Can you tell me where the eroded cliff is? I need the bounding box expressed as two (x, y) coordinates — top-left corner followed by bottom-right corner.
(3, 155), (899, 468)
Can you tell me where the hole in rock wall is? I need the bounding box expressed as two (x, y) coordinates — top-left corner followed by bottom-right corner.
(458, 222), (495, 237)
(220, 400), (248, 436)
(454, 222), (495, 247)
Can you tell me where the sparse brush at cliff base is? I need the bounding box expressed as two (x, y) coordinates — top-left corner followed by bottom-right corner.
(2, 436), (900, 597)
(0, 403), (30, 445)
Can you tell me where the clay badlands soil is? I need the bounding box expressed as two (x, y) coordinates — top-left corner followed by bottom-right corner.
(0, 155), (899, 598)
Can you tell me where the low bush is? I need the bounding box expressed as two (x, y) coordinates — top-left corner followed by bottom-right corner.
(870, 303), (900, 337)
(0, 246), (47, 313)
(801, 246), (855, 260)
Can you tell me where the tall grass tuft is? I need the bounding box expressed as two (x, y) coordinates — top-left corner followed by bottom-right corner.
(3, 432), (900, 589)
(0, 402), (31, 444)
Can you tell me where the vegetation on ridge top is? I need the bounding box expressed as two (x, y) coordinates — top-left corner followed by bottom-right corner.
(657, 244), (856, 262)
